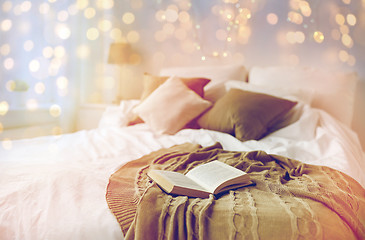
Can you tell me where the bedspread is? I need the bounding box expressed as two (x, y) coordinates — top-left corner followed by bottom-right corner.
(106, 142), (365, 240)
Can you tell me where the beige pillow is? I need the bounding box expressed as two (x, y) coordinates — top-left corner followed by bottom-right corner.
(133, 76), (212, 134)
(160, 64), (248, 102)
(197, 89), (297, 141)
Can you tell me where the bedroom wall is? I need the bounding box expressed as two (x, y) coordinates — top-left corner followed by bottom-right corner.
(1, 1), (363, 149)
(110, 0), (365, 149)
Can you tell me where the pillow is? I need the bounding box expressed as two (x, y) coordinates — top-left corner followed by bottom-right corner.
(197, 88), (297, 141)
(133, 76), (212, 134)
(225, 80), (314, 104)
(129, 73), (210, 126)
(160, 64), (248, 102)
(98, 100), (140, 128)
(249, 66), (358, 126)
(140, 73), (211, 100)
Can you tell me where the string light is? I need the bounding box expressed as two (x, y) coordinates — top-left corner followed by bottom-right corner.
(0, 0), (361, 140)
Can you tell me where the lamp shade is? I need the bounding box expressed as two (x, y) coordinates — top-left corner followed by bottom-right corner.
(107, 42), (132, 64)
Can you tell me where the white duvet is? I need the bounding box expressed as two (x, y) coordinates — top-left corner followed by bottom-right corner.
(0, 102), (364, 240)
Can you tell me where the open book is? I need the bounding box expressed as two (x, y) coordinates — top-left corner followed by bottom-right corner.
(147, 160), (253, 198)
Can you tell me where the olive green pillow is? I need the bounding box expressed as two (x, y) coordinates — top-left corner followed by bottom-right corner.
(197, 88), (297, 141)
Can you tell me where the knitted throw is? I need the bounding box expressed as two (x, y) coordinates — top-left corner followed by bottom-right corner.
(106, 142), (365, 240)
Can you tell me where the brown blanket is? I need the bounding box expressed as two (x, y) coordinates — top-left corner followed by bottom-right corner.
(106, 143), (365, 240)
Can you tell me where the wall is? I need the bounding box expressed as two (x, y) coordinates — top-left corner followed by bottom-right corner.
(115, 0), (364, 148)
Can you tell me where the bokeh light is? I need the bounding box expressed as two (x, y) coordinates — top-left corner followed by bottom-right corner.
(26, 99), (38, 111)
(2, 138), (12, 150)
(0, 101), (9, 116)
(123, 12), (135, 25)
(313, 31), (324, 43)
(49, 104), (62, 117)
(87, 28), (99, 40)
(267, 13), (278, 25)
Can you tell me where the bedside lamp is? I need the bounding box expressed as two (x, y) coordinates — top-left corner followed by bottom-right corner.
(107, 42), (132, 103)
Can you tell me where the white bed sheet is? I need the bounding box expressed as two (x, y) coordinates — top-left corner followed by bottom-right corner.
(0, 102), (364, 240)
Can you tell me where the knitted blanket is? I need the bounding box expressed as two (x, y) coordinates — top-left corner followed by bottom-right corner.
(106, 143), (365, 240)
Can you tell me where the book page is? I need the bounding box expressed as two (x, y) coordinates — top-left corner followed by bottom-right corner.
(155, 170), (209, 192)
(186, 161), (245, 193)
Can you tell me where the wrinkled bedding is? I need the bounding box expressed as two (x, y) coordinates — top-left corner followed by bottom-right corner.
(107, 142), (365, 240)
(0, 102), (365, 240)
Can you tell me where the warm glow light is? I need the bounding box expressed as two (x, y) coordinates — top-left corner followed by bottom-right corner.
(84, 7), (96, 19)
(1, 19), (12, 31)
(123, 12), (135, 24)
(35, 82), (46, 94)
(288, 11), (303, 24)
(26, 99), (38, 111)
(87, 28), (99, 40)
(20, 1), (32, 13)
(339, 50), (349, 62)
(96, 0), (114, 9)
(2, 138), (12, 150)
(76, 45), (90, 59)
(155, 10), (166, 22)
(2, 1), (12, 12)
(24, 40), (34, 51)
(0, 122), (3, 133)
(43, 46), (54, 58)
(286, 31), (296, 44)
(0, 101), (9, 116)
(98, 19), (112, 32)
(346, 14), (356, 26)
(29, 59), (40, 72)
(165, 9), (179, 23)
(179, 11), (190, 23)
(77, 0), (89, 9)
(267, 13), (278, 25)
(110, 28), (122, 41)
(127, 31), (140, 43)
(49, 104), (62, 117)
(3, 57), (14, 70)
(295, 31), (305, 43)
(5, 80), (15, 92)
(54, 46), (66, 58)
(335, 14), (345, 26)
(240, 8), (251, 19)
(313, 31), (324, 43)
(57, 76), (68, 89)
(0, 44), (10, 56)
(52, 126), (63, 136)
(341, 34), (353, 48)
(55, 24), (71, 40)
(299, 1), (312, 17)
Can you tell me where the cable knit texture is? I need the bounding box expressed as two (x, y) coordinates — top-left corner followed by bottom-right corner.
(106, 142), (365, 240)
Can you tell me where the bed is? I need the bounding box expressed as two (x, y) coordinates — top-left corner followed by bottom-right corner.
(1, 64), (364, 240)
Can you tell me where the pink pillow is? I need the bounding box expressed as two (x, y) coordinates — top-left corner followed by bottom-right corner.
(133, 76), (212, 134)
